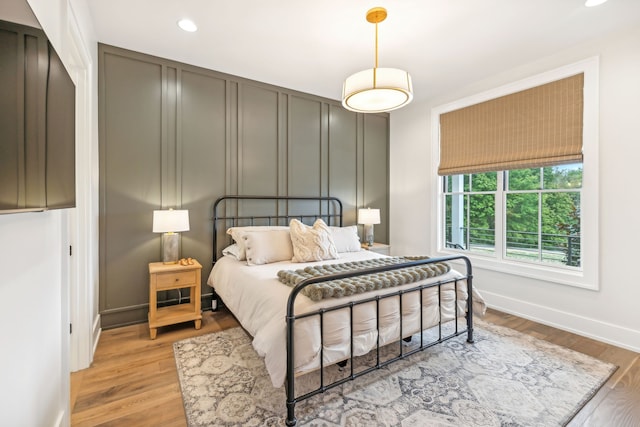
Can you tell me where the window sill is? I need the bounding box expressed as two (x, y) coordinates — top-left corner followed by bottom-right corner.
(435, 248), (598, 291)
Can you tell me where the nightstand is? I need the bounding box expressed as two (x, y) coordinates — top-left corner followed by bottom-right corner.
(148, 260), (202, 339)
(361, 242), (391, 255)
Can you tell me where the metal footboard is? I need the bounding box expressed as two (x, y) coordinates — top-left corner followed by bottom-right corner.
(284, 255), (474, 426)
(209, 196), (474, 426)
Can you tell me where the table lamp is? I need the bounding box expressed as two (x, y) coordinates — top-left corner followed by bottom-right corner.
(358, 208), (380, 247)
(153, 209), (190, 264)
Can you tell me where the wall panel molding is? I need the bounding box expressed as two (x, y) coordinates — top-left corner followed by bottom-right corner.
(98, 43), (389, 327)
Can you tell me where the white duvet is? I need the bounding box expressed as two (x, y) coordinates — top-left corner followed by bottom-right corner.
(207, 250), (486, 388)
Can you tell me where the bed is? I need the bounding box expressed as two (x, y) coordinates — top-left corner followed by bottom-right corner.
(207, 195), (485, 426)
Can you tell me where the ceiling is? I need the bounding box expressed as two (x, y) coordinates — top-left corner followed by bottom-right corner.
(86, 0), (640, 104)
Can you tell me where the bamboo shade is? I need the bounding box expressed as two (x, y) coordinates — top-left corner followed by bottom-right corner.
(438, 73), (584, 176)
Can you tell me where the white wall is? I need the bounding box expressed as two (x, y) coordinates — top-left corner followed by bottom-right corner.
(0, 0), (98, 426)
(0, 211), (66, 426)
(390, 26), (640, 352)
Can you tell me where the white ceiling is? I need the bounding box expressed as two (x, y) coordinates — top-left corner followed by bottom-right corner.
(0, 0), (40, 28)
(86, 0), (640, 104)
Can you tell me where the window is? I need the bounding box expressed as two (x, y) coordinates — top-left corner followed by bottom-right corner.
(432, 58), (599, 290)
(444, 172), (497, 255)
(444, 164), (582, 268)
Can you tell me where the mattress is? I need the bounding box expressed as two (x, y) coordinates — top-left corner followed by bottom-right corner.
(207, 250), (486, 387)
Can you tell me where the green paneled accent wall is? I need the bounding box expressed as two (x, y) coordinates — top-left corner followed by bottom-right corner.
(180, 69), (227, 302)
(239, 84), (280, 195)
(98, 44), (390, 328)
(328, 105), (359, 225)
(363, 114), (390, 245)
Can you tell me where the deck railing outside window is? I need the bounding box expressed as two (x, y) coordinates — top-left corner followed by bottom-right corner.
(446, 226), (581, 267)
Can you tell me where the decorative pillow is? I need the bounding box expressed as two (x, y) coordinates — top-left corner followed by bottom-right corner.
(289, 218), (339, 262)
(221, 243), (242, 260)
(227, 226), (289, 260)
(329, 226), (361, 253)
(243, 230), (293, 266)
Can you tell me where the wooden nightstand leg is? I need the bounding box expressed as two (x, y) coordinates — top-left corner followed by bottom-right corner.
(194, 319), (202, 330)
(150, 328), (157, 340)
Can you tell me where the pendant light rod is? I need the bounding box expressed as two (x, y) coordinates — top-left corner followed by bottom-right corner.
(374, 17), (379, 68)
(374, 22), (378, 87)
(367, 7), (387, 69)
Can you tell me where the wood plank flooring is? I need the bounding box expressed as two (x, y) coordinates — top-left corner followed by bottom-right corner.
(70, 308), (640, 426)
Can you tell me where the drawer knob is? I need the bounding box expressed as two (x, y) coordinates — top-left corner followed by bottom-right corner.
(175, 278), (179, 282)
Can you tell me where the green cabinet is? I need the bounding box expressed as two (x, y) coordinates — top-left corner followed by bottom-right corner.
(0, 20), (75, 212)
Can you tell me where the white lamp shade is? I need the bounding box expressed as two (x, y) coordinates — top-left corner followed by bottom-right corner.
(342, 68), (413, 113)
(152, 210), (190, 233)
(358, 208), (381, 225)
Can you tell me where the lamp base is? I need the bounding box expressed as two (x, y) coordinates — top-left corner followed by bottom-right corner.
(162, 233), (180, 264)
(363, 224), (374, 247)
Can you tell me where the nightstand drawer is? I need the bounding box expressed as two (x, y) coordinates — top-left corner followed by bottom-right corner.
(155, 270), (197, 290)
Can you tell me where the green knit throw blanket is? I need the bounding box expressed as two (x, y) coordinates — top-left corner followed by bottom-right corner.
(277, 256), (450, 302)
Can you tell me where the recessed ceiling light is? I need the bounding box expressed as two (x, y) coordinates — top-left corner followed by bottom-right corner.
(585, 0), (608, 7)
(177, 19), (197, 32)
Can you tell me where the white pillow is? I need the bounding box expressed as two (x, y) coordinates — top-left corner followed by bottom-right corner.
(289, 219), (339, 262)
(242, 229), (294, 266)
(329, 226), (361, 253)
(227, 226), (289, 260)
(222, 243), (242, 260)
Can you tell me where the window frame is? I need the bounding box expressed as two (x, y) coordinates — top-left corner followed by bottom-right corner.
(431, 57), (599, 290)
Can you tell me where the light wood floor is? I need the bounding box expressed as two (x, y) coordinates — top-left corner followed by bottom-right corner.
(70, 308), (640, 426)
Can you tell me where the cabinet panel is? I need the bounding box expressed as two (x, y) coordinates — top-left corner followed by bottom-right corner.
(46, 43), (76, 209)
(101, 52), (163, 310)
(23, 33), (46, 208)
(0, 27), (20, 209)
(0, 21), (75, 212)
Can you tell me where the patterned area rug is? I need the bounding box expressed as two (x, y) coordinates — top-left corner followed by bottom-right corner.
(173, 320), (616, 426)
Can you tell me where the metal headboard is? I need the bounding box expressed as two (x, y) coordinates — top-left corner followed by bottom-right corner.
(212, 195), (343, 263)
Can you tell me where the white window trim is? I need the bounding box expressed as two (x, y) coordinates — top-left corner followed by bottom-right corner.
(431, 57), (600, 290)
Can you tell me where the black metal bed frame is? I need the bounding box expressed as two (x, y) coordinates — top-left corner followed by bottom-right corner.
(212, 195), (343, 263)
(211, 196), (474, 427)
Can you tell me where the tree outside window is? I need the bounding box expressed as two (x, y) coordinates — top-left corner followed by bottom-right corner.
(444, 163), (582, 268)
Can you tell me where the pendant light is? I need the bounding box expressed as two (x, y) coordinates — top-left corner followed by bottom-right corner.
(342, 7), (413, 113)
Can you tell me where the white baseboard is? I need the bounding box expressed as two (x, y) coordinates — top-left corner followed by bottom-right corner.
(92, 314), (101, 357)
(482, 290), (640, 353)
(53, 409), (65, 427)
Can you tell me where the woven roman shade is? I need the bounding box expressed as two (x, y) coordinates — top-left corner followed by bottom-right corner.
(438, 73), (584, 176)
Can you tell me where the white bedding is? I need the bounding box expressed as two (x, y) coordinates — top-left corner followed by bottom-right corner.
(207, 250), (486, 387)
